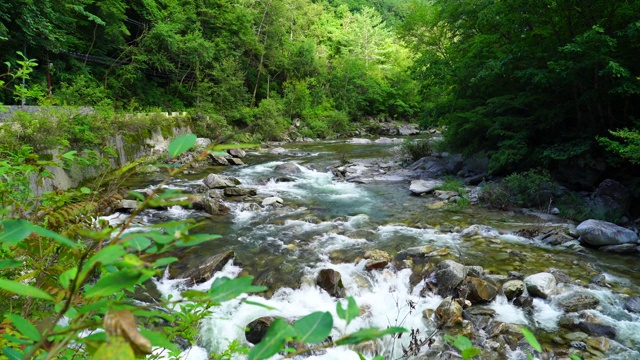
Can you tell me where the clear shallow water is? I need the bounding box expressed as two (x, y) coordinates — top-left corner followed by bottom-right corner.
(114, 140), (640, 359)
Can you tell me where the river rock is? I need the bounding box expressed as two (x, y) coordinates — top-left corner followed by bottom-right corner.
(210, 154), (230, 166)
(591, 179), (631, 216)
(502, 280), (525, 300)
(203, 174), (240, 189)
(194, 137), (212, 151)
(434, 296), (463, 328)
(599, 243), (638, 254)
(262, 197), (283, 206)
(524, 272), (556, 299)
(202, 198), (231, 215)
(348, 138), (373, 144)
(556, 291), (600, 312)
(245, 317), (275, 344)
(224, 187), (257, 197)
(576, 321), (617, 339)
(116, 199), (138, 211)
(364, 250), (391, 271)
(435, 260), (466, 297)
(398, 124), (420, 136)
(465, 277), (498, 304)
(174, 250), (235, 284)
(274, 162), (302, 175)
(586, 336), (610, 352)
(228, 148), (246, 158)
(576, 219), (638, 246)
(316, 269), (345, 298)
(409, 179), (442, 195)
(228, 158), (244, 165)
(465, 265), (484, 278)
(513, 295), (534, 309)
(623, 296), (640, 313)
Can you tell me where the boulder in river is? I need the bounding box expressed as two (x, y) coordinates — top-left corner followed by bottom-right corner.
(435, 260), (466, 297)
(203, 174), (240, 189)
(363, 249), (391, 271)
(316, 269), (345, 298)
(502, 280), (525, 300)
(228, 148), (246, 158)
(228, 158), (244, 165)
(556, 291), (600, 313)
(173, 250), (235, 284)
(262, 197), (284, 206)
(194, 138), (212, 151)
(245, 317), (275, 344)
(465, 277), (499, 304)
(576, 219), (638, 247)
(623, 296), (640, 314)
(409, 179), (443, 195)
(434, 296), (463, 328)
(210, 154), (230, 166)
(223, 187), (257, 197)
(274, 162), (302, 175)
(524, 272), (556, 299)
(202, 198), (231, 215)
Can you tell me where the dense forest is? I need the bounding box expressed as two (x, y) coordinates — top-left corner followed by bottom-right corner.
(2, 0), (640, 180)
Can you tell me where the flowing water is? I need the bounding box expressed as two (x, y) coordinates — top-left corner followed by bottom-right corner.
(111, 139), (640, 359)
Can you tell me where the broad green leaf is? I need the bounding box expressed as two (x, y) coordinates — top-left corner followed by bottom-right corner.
(521, 328), (542, 352)
(6, 314), (41, 341)
(292, 311), (333, 344)
(140, 329), (178, 352)
(0, 219), (32, 244)
(151, 257), (178, 268)
(61, 150), (77, 160)
(2, 347), (22, 360)
(0, 279), (53, 300)
(336, 326), (407, 345)
(336, 296), (359, 325)
(80, 187), (91, 194)
(128, 191), (146, 201)
(168, 134), (197, 157)
(93, 336), (135, 360)
(25, 222), (78, 249)
(59, 267), (78, 290)
(175, 233), (222, 247)
(461, 348), (482, 360)
(248, 318), (296, 360)
(0, 259), (22, 269)
(207, 276), (267, 303)
(86, 245), (126, 268)
(123, 236), (151, 251)
(85, 270), (141, 298)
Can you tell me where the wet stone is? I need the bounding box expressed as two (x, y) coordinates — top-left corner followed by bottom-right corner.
(245, 317), (275, 344)
(435, 296), (463, 328)
(556, 292), (600, 313)
(224, 187), (257, 197)
(524, 272), (557, 299)
(576, 321), (617, 339)
(465, 277), (498, 304)
(435, 260), (466, 297)
(586, 336), (610, 352)
(502, 280), (525, 300)
(570, 341), (587, 351)
(316, 269), (346, 298)
(623, 296), (640, 313)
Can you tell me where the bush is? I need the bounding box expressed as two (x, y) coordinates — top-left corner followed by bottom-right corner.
(401, 139), (433, 162)
(478, 182), (511, 210)
(300, 104), (351, 138)
(503, 169), (555, 208)
(252, 98), (290, 141)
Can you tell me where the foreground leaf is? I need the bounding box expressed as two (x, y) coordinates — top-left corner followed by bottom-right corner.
(336, 326), (407, 345)
(85, 270), (141, 298)
(6, 314), (41, 341)
(168, 134), (197, 157)
(93, 336), (135, 360)
(292, 311), (333, 344)
(208, 276), (267, 303)
(0, 219), (32, 244)
(248, 318), (296, 360)
(0, 279), (53, 300)
(521, 328), (542, 352)
(336, 296), (359, 325)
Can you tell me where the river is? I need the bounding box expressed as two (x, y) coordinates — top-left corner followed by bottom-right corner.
(110, 138), (640, 359)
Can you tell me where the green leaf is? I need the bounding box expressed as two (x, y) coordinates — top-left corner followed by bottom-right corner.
(2, 347), (22, 360)
(461, 348), (482, 360)
(242, 299), (277, 310)
(6, 314), (41, 341)
(86, 245), (126, 268)
(140, 329), (178, 352)
(336, 296), (359, 325)
(151, 257), (178, 268)
(25, 222), (78, 249)
(93, 336), (135, 360)
(85, 270), (141, 298)
(569, 355), (582, 360)
(0, 279), (53, 300)
(175, 233), (222, 247)
(80, 187), (91, 194)
(123, 236), (152, 251)
(61, 150), (77, 160)
(181, 290), (207, 299)
(521, 328), (542, 352)
(0, 219), (32, 244)
(336, 327), (407, 345)
(248, 318), (296, 360)
(59, 267), (78, 290)
(168, 134), (197, 157)
(207, 276), (267, 303)
(292, 311), (333, 344)
(0, 259), (22, 269)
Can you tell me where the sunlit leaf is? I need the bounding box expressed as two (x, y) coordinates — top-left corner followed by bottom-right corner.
(521, 328), (542, 352)
(0, 219), (32, 244)
(0, 279), (53, 300)
(2, 347), (22, 360)
(168, 134), (197, 157)
(93, 336), (135, 360)
(6, 314), (41, 341)
(59, 267), (78, 290)
(85, 270), (141, 298)
(292, 311), (333, 344)
(336, 296), (359, 325)
(207, 276), (267, 303)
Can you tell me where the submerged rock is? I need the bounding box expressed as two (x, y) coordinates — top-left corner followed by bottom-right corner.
(524, 272), (556, 299)
(576, 219), (638, 247)
(556, 291), (600, 313)
(274, 162), (302, 175)
(316, 269), (345, 298)
(623, 296), (640, 314)
(223, 187), (257, 197)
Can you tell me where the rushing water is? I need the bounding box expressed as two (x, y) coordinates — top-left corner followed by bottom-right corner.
(112, 139), (640, 359)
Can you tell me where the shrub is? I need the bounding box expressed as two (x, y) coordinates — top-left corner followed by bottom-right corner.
(503, 169), (555, 208)
(401, 139), (433, 162)
(252, 98), (290, 141)
(478, 182), (512, 210)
